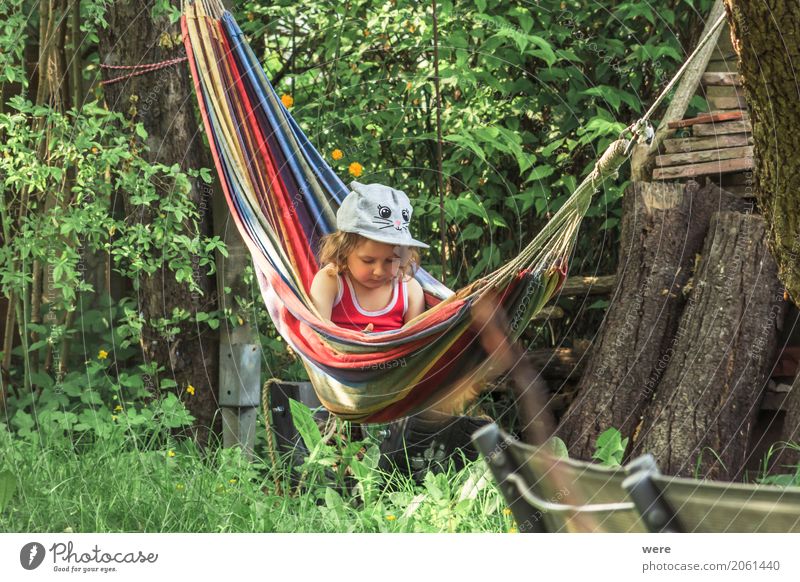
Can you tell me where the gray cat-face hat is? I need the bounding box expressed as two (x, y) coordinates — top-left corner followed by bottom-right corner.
(336, 181), (430, 249)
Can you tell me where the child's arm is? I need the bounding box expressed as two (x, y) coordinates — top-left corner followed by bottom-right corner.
(404, 277), (426, 324)
(309, 265), (339, 321)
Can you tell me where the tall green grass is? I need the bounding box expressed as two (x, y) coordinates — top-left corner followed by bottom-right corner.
(0, 418), (512, 533)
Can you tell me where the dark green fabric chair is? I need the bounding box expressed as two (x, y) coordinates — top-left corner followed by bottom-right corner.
(473, 423), (649, 532)
(473, 423), (800, 533)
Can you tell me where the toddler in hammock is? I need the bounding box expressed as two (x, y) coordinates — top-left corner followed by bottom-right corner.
(310, 181), (428, 332)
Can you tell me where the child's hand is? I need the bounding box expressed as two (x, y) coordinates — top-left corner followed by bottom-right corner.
(363, 323), (374, 333)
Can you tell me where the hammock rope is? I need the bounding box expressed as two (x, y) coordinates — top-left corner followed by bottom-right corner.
(180, 0), (724, 423)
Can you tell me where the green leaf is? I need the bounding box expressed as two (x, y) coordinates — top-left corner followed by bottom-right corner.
(443, 133), (486, 161)
(0, 470), (17, 513)
(526, 165), (555, 182)
(458, 223), (483, 242)
(135, 124), (148, 139)
(288, 398), (322, 452)
(528, 35), (558, 67)
(544, 437), (569, 459)
(593, 427), (628, 467)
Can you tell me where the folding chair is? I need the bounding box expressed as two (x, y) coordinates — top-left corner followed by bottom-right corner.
(473, 423), (652, 532)
(624, 455), (800, 533)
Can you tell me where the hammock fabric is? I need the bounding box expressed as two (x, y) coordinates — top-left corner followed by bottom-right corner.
(181, 0), (631, 423)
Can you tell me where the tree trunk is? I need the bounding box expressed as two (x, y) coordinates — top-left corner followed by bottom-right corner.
(633, 211), (784, 481)
(98, 0), (220, 446)
(724, 1), (800, 302)
(557, 181), (746, 459)
(725, 0), (800, 476)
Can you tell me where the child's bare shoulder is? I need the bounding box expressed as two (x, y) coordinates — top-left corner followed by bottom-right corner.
(405, 276), (424, 300)
(311, 264), (339, 291)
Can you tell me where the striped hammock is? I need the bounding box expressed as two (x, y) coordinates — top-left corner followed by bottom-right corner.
(181, 0), (631, 422)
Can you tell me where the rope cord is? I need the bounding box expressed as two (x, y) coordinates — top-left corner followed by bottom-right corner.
(100, 56), (188, 86)
(640, 12), (727, 125)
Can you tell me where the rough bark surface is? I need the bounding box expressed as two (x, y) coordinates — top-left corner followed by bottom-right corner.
(634, 211), (784, 480)
(725, 0), (800, 473)
(98, 0), (220, 445)
(725, 1), (800, 299)
(557, 181), (746, 459)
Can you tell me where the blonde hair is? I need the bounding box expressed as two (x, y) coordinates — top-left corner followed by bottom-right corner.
(318, 231), (419, 279)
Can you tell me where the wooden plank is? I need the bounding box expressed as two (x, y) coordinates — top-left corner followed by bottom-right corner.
(560, 274), (616, 296)
(692, 118), (751, 136)
(706, 58), (738, 73)
(653, 157), (753, 180)
(701, 72), (742, 86)
(668, 111), (743, 129)
(704, 85), (741, 98)
(708, 93), (748, 109)
(656, 145), (753, 168)
(663, 133), (752, 153)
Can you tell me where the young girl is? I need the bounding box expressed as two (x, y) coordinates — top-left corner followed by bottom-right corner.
(310, 181), (428, 332)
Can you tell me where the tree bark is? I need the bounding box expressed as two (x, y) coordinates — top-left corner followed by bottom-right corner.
(98, 0), (219, 446)
(557, 181), (746, 459)
(634, 211), (784, 481)
(725, 0), (800, 475)
(724, 1), (800, 299)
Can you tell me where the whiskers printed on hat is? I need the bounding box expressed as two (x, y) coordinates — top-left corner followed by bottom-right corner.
(373, 204), (410, 231)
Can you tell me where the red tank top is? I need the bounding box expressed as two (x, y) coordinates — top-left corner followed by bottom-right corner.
(330, 274), (407, 332)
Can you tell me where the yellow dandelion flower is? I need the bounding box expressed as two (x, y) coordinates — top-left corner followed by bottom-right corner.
(331, 149), (343, 161)
(408, 25), (415, 33)
(111, 415), (118, 422)
(386, 515), (396, 521)
(98, 349), (108, 360)
(114, 405), (123, 412)
(186, 384), (195, 396)
(176, 483), (185, 491)
(167, 450), (176, 457)
(502, 508), (512, 516)
(237, 316), (244, 325)
(348, 162), (363, 177)
(229, 478), (238, 484)
(508, 527), (518, 533)
(281, 94), (294, 108)
(91, 147), (99, 154)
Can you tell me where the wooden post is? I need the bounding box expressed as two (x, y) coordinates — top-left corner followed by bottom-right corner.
(213, 185), (261, 459)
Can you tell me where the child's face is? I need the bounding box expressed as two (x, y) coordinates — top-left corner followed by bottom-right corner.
(346, 239), (405, 288)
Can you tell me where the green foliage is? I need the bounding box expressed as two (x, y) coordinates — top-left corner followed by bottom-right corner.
(239, 0), (713, 287)
(593, 427), (629, 467)
(758, 442), (800, 487)
(0, 0), (27, 86)
(0, 98), (221, 308)
(0, 469), (16, 514)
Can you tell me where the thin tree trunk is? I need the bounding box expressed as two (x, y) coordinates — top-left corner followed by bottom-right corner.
(557, 181), (746, 459)
(634, 211), (784, 480)
(98, 0), (220, 447)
